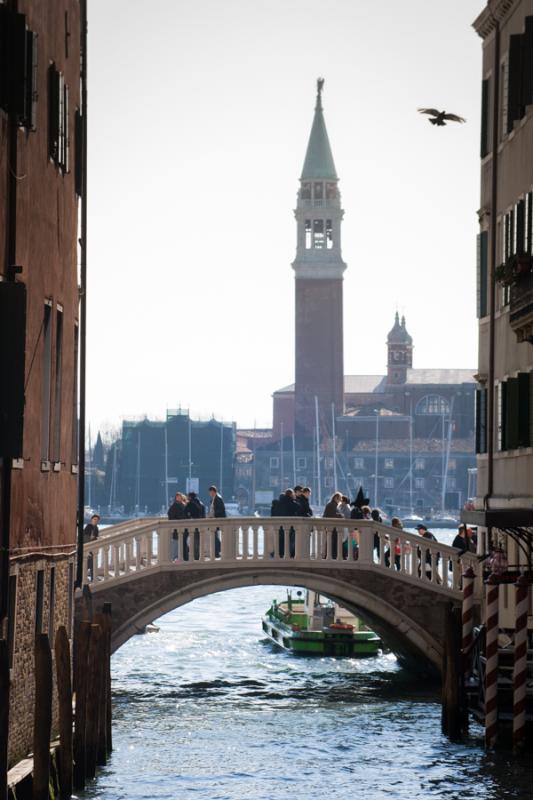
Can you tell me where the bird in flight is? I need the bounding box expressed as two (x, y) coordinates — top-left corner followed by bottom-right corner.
(418, 108), (466, 126)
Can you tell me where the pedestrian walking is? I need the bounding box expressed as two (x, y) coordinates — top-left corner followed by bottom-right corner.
(208, 485), (226, 557)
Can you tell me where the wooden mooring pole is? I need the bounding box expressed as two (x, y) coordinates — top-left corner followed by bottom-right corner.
(33, 634), (53, 800)
(73, 620), (91, 790)
(484, 574), (500, 749)
(85, 623), (104, 781)
(94, 613), (108, 766)
(54, 626), (73, 799)
(0, 640), (9, 800)
(442, 603), (463, 739)
(103, 602), (113, 754)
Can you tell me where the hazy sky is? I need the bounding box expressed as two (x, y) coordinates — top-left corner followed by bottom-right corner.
(87, 0), (483, 436)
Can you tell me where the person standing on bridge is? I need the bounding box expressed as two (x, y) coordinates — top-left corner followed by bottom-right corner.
(184, 492), (205, 561)
(323, 492), (342, 559)
(168, 493), (187, 561)
(83, 514), (100, 580)
(295, 486), (313, 517)
(208, 485), (226, 558)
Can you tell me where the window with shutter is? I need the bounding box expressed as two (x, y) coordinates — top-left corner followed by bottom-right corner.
(527, 192), (533, 255)
(506, 377), (519, 450)
(501, 54), (509, 140)
(517, 372), (530, 448)
(0, 9), (37, 128)
(475, 388), (487, 454)
(516, 199), (525, 253)
(477, 231), (488, 318)
(524, 18), (533, 109)
(498, 382), (507, 451)
(48, 64), (69, 172)
(507, 34), (524, 133)
(480, 78), (490, 158)
(530, 373), (533, 447)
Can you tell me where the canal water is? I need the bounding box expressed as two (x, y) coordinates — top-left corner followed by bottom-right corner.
(80, 537), (533, 800)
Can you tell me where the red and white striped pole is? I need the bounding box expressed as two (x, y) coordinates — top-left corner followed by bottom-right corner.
(484, 573), (500, 748)
(462, 566), (476, 672)
(513, 575), (529, 749)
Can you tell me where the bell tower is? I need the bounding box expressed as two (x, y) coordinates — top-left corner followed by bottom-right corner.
(386, 313), (413, 385)
(293, 79), (346, 440)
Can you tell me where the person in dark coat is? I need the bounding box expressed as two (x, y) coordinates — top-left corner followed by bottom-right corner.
(168, 493), (187, 560)
(185, 492), (206, 519)
(83, 514), (100, 543)
(168, 493), (187, 521)
(452, 524), (470, 555)
(350, 487), (370, 520)
(416, 523), (439, 579)
(323, 493), (342, 559)
(277, 489), (300, 558)
(297, 487), (313, 517)
(184, 492), (205, 561)
(208, 485), (225, 557)
(83, 514), (100, 579)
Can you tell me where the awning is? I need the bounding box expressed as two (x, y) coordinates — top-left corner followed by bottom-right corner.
(461, 508), (533, 528)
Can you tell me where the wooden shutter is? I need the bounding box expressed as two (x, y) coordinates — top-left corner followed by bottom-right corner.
(506, 377), (519, 450)
(508, 34), (524, 133)
(516, 199), (526, 253)
(527, 192), (533, 255)
(75, 109), (83, 195)
(518, 372), (530, 448)
(24, 29), (37, 130)
(477, 232), (488, 317)
(7, 12), (27, 120)
(530, 373), (533, 449)
(476, 389), (487, 454)
(480, 78), (490, 158)
(0, 282), (27, 458)
(48, 65), (61, 163)
(523, 18), (533, 109)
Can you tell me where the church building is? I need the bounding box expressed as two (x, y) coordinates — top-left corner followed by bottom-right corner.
(235, 81), (477, 516)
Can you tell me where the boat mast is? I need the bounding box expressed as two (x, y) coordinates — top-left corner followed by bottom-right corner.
(292, 432), (296, 487)
(109, 442), (117, 512)
(280, 421), (284, 489)
(188, 413), (192, 481)
(164, 424), (169, 509)
(87, 424), (92, 510)
(331, 402), (337, 490)
(315, 396), (322, 507)
(219, 419), (224, 495)
(409, 400), (413, 515)
(135, 428), (141, 512)
(441, 396), (455, 512)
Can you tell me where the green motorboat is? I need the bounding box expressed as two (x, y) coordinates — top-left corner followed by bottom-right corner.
(262, 591), (382, 657)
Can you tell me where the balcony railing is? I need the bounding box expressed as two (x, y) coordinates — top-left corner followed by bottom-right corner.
(510, 271), (533, 343)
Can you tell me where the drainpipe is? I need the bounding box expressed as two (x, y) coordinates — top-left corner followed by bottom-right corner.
(76, 0), (88, 587)
(483, 16), (500, 551)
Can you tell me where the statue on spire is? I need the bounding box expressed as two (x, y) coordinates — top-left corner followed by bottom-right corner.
(317, 77), (325, 96)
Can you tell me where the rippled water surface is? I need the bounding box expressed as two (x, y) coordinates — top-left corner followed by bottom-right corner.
(81, 583), (533, 800)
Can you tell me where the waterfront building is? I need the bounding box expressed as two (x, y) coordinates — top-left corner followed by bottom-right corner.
(464, 0), (533, 629)
(0, 0), (83, 766)
(237, 315), (476, 515)
(102, 410), (236, 515)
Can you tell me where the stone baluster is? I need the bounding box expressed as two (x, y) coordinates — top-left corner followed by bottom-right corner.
(252, 525), (259, 560)
(103, 546), (109, 580)
(357, 525), (372, 564)
(158, 526), (172, 565)
(135, 537), (141, 570)
(124, 540), (131, 573)
(113, 545), (120, 577)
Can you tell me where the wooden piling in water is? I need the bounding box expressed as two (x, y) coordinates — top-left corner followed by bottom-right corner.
(33, 634), (53, 800)
(73, 620), (91, 790)
(441, 603), (463, 739)
(0, 639), (10, 800)
(54, 626), (73, 799)
(94, 613), (108, 766)
(85, 623), (104, 780)
(103, 602), (113, 753)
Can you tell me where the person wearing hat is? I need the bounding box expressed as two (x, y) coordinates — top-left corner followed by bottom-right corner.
(415, 523), (439, 579)
(350, 487), (370, 520)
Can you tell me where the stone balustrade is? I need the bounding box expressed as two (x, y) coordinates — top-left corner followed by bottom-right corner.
(82, 517), (477, 598)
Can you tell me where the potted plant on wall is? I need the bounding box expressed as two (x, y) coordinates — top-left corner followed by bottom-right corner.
(495, 252), (533, 286)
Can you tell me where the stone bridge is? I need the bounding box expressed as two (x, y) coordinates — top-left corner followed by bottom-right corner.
(76, 517), (480, 675)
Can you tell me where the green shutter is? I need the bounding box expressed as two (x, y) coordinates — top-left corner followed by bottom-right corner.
(517, 199), (526, 253)
(506, 377), (519, 450)
(518, 372), (530, 448)
(524, 18), (533, 109)
(508, 34), (525, 133)
(476, 388), (487, 454)
(477, 232), (488, 318)
(500, 382), (508, 450)
(480, 78), (490, 158)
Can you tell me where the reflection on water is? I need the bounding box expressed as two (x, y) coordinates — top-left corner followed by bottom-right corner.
(80, 585), (533, 800)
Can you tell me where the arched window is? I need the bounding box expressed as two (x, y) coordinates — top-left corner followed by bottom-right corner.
(416, 395), (450, 415)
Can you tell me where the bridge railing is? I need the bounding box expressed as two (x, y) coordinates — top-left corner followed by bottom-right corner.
(82, 517), (475, 595)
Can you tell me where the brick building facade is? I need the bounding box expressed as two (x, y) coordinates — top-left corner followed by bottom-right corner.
(0, 0), (82, 766)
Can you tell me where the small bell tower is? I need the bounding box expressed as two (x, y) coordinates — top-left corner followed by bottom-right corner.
(293, 79), (347, 439)
(386, 313), (413, 385)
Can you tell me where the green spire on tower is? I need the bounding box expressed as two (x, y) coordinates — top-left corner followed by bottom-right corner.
(301, 78), (338, 181)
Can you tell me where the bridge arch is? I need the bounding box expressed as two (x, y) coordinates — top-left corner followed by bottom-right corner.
(87, 567), (445, 676)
